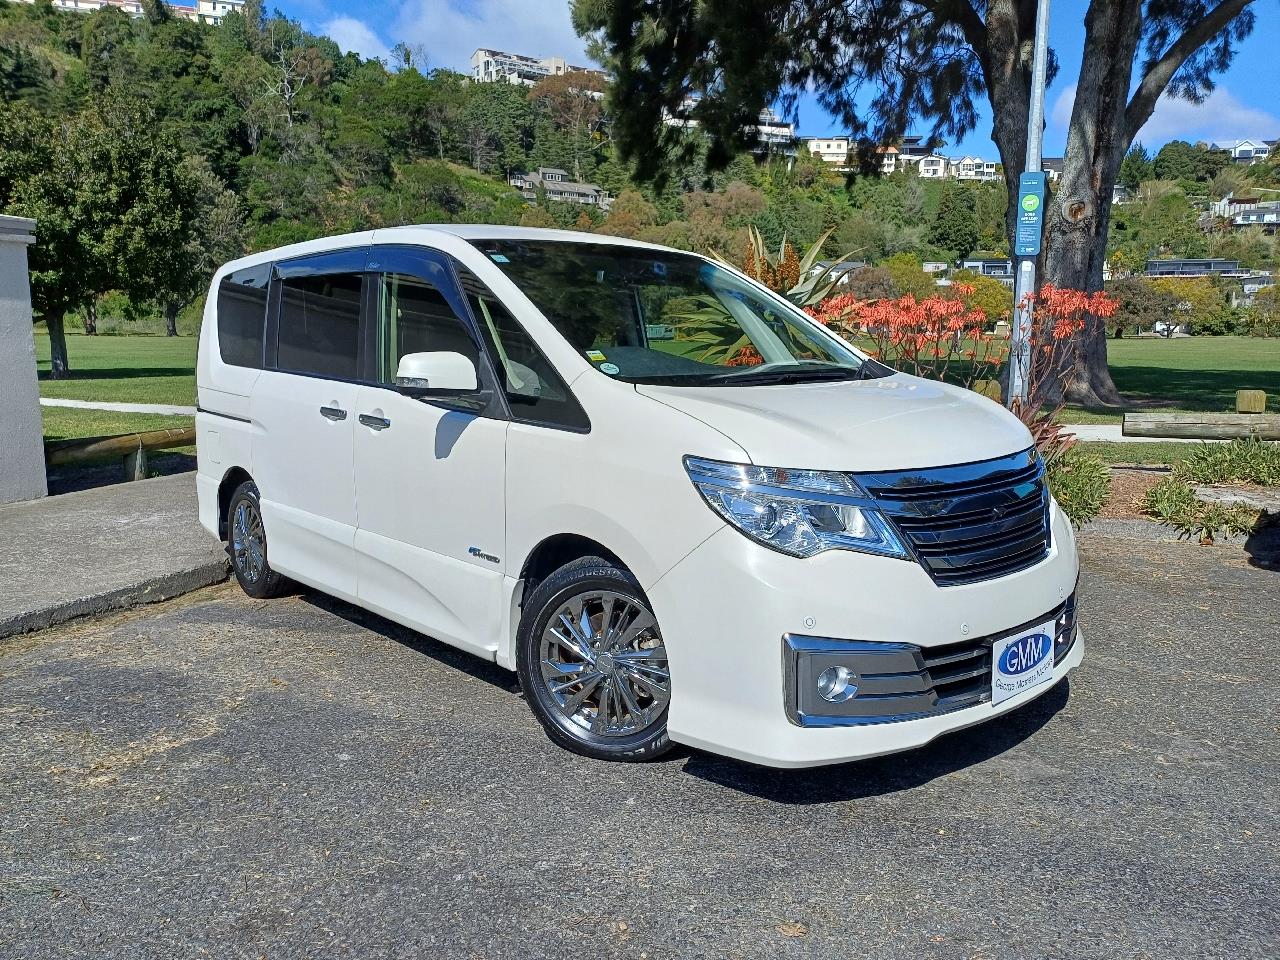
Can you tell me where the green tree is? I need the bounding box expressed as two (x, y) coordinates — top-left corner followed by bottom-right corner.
(572, 0), (1263, 405)
(929, 184), (978, 258)
(1119, 143), (1154, 190)
(1153, 139), (1231, 185)
(882, 253), (937, 300)
(1149, 276), (1234, 335)
(1105, 277), (1179, 336)
(0, 97), (202, 375)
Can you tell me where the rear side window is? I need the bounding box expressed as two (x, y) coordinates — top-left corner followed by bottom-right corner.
(216, 264), (270, 368)
(456, 265), (589, 431)
(276, 273), (364, 380)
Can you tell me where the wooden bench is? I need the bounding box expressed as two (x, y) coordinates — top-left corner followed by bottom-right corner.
(1123, 413), (1280, 441)
(45, 427), (196, 481)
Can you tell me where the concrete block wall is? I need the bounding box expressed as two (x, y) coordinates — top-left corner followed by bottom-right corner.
(0, 215), (47, 505)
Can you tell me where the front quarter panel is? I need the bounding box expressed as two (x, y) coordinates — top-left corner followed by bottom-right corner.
(504, 373), (745, 618)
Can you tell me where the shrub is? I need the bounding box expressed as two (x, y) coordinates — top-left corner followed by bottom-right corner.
(1173, 438), (1280, 487)
(1143, 477), (1260, 543)
(1047, 448), (1111, 526)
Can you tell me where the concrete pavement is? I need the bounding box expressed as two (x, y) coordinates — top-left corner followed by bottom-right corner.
(0, 536), (1275, 959)
(0, 473), (226, 640)
(39, 397), (197, 416)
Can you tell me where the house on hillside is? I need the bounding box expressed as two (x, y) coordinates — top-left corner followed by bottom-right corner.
(1211, 139), (1276, 164)
(509, 168), (613, 210)
(951, 156), (999, 181)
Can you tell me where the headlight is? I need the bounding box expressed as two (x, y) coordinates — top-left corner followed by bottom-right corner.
(684, 457), (910, 560)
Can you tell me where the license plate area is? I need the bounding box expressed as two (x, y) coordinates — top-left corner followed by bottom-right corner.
(991, 618), (1056, 706)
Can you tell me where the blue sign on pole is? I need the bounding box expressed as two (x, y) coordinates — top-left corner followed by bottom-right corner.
(1014, 172), (1046, 257)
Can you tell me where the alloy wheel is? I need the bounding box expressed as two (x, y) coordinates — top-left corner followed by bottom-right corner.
(537, 590), (670, 738)
(232, 499), (266, 585)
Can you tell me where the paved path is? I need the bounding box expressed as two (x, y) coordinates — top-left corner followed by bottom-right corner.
(1063, 422), (1223, 443)
(39, 397), (197, 416)
(0, 537), (1275, 959)
(0, 474), (226, 640)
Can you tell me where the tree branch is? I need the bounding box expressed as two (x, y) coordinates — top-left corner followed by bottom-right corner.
(1124, 0), (1255, 140)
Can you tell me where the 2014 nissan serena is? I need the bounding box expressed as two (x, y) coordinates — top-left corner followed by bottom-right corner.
(195, 226), (1082, 767)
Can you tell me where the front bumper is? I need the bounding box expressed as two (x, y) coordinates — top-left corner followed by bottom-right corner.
(647, 503), (1082, 768)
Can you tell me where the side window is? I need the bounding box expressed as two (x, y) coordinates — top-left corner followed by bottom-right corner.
(216, 264), (270, 368)
(275, 272), (363, 380)
(456, 265), (589, 431)
(376, 272), (480, 384)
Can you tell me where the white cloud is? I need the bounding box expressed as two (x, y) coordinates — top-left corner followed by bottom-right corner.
(1048, 81), (1279, 150)
(1134, 87), (1280, 147)
(322, 15), (392, 63)
(1049, 82), (1076, 132)
(318, 0), (593, 74)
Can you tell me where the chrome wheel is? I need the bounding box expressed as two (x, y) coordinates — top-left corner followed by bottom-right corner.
(538, 590), (670, 738)
(231, 499), (266, 584)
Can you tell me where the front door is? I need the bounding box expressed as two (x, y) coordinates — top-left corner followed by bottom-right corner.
(251, 250), (368, 601)
(352, 248), (508, 657)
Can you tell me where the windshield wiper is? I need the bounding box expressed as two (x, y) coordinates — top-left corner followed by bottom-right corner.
(705, 365), (863, 386)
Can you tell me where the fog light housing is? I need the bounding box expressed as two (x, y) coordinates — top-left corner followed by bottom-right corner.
(817, 666), (859, 702)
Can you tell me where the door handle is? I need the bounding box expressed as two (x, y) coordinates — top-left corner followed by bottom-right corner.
(320, 405), (347, 421)
(359, 413), (391, 431)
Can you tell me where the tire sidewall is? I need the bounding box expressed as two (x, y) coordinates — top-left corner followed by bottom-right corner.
(517, 560), (672, 761)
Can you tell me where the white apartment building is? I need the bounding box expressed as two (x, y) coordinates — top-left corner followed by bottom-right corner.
(951, 156), (999, 181)
(471, 48), (605, 86)
(16, 0), (245, 23)
(665, 100), (794, 155)
(803, 137), (852, 165)
(509, 168), (613, 210)
(21, 0), (143, 14)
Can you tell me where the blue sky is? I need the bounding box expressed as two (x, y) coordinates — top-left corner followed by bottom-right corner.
(289, 0), (1279, 158)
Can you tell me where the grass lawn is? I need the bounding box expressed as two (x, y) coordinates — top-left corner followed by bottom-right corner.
(35, 331), (197, 407)
(1075, 440), (1201, 466)
(41, 406), (194, 442)
(1063, 336), (1280, 423)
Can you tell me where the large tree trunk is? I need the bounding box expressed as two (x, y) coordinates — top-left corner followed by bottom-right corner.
(164, 300), (179, 337)
(1039, 0), (1145, 406)
(46, 310), (70, 380)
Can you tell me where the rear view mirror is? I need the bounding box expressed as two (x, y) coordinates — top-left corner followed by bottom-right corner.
(395, 352), (479, 396)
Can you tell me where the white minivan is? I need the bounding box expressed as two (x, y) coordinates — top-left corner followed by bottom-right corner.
(196, 226), (1082, 767)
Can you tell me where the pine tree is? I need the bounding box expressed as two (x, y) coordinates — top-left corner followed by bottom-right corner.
(929, 185), (978, 259)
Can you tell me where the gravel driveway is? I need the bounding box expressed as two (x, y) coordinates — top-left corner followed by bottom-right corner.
(1, 536), (1276, 959)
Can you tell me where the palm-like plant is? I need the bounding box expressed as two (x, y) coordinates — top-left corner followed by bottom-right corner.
(710, 226), (860, 308)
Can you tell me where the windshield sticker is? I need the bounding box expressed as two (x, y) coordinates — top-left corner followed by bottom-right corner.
(586, 350), (607, 362)
(599, 362), (620, 375)
(489, 253), (510, 263)
(645, 324), (675, 340)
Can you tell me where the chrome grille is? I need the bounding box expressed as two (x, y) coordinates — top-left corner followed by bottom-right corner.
(856, 448), (1051, 586)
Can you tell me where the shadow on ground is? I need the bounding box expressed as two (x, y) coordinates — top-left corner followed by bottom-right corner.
(45, 454), (195, 496)
(38, 367), (196, 381)
(300, 585), (1066, 805)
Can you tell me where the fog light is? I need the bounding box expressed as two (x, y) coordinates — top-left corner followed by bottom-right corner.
(817, 666), (858, 703)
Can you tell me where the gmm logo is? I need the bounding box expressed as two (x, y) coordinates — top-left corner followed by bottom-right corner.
(998, 633), (1051, 676)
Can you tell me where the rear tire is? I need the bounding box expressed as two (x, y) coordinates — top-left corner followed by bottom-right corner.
(517, 556), (673, 762)
(226, 481), (288, 599)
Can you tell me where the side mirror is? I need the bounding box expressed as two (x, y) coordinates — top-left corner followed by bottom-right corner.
(395, 351), (479, 396)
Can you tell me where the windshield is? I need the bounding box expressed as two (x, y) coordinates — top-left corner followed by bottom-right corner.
(470, 239), (888, 386)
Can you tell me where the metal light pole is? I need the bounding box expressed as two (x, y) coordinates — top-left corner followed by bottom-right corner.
(1007, 0), (1052, 408)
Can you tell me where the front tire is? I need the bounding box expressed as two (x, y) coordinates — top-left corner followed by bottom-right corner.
(516, 557), (673, 762)
(226, 481), (288, 599)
